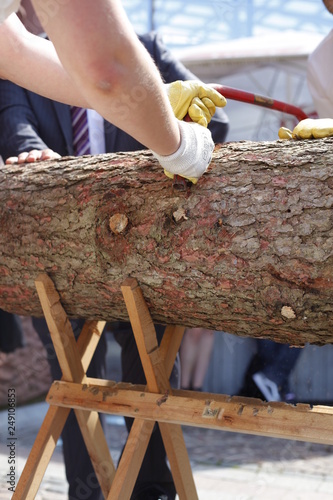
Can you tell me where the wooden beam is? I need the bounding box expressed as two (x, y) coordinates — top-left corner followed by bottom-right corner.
(47, 380), (333, 446)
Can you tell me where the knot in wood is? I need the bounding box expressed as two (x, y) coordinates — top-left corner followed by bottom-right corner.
(109, 213), (128, 234)
(172, 207), (188, 222)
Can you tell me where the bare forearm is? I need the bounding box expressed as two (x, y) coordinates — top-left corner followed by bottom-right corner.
(31, 0), (180, 155)
(0, 14), (88, 107)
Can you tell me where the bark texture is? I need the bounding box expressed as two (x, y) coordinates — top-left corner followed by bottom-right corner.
(1, 138), (333, 346)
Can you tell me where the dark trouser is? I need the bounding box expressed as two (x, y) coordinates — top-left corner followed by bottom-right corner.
(257, 339), (301, 392)
(0, 309), (24, 353)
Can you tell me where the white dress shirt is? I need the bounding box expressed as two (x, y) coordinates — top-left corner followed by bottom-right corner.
(307, 29), (333, 118)
(0, 0), (21, 23)
(87, 109), (106, 154)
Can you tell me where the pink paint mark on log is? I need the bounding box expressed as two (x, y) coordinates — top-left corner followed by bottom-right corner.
(77, 185), (93, 207)
(269, 318), (285, 325)
(312, 277), (333, 290)
(0, 267), (10, 276)
(0, 285), (32, 298)
(145, 241), (157, 252)
(218, 280), (232, 290)
(102, 284), (120, 294)
(180, 252), (201, 263)
(157, 255), (170, 264)
(260, 240), (270, 250)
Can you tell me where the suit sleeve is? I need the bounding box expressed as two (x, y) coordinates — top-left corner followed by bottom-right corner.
(140, 32), (229, 144)
(0, 78), (48, 160)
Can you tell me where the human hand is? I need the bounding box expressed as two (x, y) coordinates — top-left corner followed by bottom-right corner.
(152, 120), (215, 184)
(5, 148), (61, 164)
(278, 118), (333, 140)
(165, 80), (227, 127)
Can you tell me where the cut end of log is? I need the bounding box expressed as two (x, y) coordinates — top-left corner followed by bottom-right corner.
(109, 213), (129, 234)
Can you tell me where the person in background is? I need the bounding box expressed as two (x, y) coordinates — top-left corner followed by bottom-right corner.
(238, 340), (301, 403)
(307, 0), (333, 118)
(180, 328), (215, 392)
(0, 310), (24, 353)
(0, 4), (229, 498)
(278, 2), (333, 141)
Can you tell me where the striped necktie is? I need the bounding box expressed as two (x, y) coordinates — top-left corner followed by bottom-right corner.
(71, 106), (91, 156)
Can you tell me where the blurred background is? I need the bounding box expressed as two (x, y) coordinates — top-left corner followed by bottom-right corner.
(123, 0), (332, 141)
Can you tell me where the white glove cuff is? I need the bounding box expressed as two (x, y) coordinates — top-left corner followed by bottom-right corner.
(152, 120), (214, 179)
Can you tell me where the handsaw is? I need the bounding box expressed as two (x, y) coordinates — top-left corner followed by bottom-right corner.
(214, 84), (308, 121)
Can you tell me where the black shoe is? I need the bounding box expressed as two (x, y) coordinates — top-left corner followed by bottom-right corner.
(131, 482), (176, 500)
(237, 377), (264, 399)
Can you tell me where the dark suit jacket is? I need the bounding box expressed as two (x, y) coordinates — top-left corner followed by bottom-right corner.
(0, 32), (228, 160)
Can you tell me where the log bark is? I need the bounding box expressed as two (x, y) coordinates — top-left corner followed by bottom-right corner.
(1, 138), (333, 346)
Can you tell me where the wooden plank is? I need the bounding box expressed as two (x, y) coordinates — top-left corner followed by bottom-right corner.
(159, 325), (185, 378)
(15, 275), (113, 498)
(107, 419), (156, 500)
(75, 409), (116, 493)
(47, 380), (333, 446)
(78, 320), (106, 371)
(13, 319), (106, 499)
(35, 274), (114, 497)
(121, 278), (160, 392)
(159, 422), (198, 500)
(12, 405), (70, 499)
(35, 274), (85, 382)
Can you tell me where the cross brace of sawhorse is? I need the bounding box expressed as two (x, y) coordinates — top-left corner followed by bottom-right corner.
(13, 273), (198, 499)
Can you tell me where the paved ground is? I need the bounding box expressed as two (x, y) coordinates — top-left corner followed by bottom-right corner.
(1, 335), (333, 499)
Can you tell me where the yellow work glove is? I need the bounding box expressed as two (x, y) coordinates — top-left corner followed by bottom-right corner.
(165, 80), (227, 127)
(279, 118), (333, 140)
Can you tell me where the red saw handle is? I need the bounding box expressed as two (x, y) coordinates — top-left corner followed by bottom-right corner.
(214, 84), (308, 121)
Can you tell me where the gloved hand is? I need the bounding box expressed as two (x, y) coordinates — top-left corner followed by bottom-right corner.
(165, 80), (227, 127)
(152, 120), (214, 184)
(279, 118), (333, 140)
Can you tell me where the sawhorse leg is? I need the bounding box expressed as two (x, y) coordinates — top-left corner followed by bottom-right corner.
(107, 278), (198, 500)
(13, 274), (115, 499)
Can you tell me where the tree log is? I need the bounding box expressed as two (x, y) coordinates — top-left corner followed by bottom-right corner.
(1, 139), (333, 346)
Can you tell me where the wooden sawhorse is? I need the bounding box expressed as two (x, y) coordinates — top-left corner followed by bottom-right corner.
(13, 274), (333, 499)
(13, 274), (196, 499)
